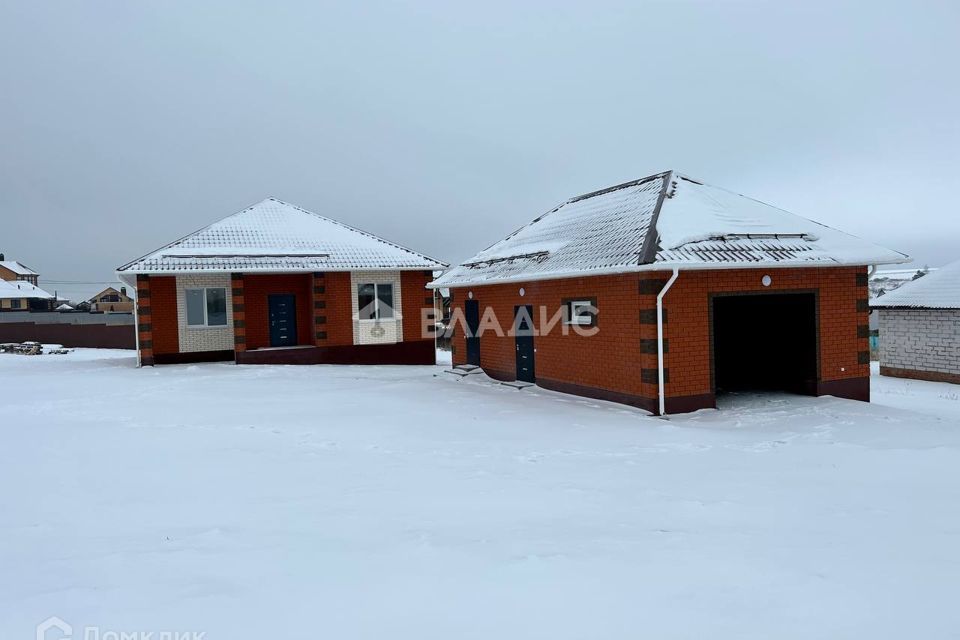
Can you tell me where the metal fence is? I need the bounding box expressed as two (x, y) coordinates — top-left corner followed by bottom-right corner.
(0, 311), (135, 349)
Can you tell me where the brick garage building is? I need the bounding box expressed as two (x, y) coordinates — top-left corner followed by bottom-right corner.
(118, 198), (445, 366)
(432, 171), (908, 415)
(873, 260), (960, 384)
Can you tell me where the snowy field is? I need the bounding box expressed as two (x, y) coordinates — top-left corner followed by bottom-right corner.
(2, 351), (959, 639)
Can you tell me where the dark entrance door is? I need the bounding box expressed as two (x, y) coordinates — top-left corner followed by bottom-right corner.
(514, 304), (535, 383)
(268, 294), (298, 347)
(464, 299), (481, 366)
(712, 292), (818, 395)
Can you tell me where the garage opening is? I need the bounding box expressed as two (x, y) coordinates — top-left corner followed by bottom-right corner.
(712, 293), (818, 395)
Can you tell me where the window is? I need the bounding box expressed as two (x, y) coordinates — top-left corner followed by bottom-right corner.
(357, 283), (395, 320)
(186, 288), (227, 327)
(10, 299), (21, 309)
(565, 298), (597, 326)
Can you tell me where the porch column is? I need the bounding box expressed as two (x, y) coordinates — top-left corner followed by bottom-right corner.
(231, 273), (246, 356)
(313, 272), (327, 344)
(136, 274), (154, 366)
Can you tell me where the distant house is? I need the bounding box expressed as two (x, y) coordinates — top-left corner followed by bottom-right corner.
(117, 198), (446, 366)
(872, 260), (960, 384)
(89, 286), (134, 313)
(0, 253), (55, 311)
(431, 170), (908, 414)
(0, 279), (55, 311)
(0, 254), (40, 286)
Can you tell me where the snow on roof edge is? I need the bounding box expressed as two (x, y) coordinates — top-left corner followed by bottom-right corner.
(429, 255), (909, 289)
(0, 279), (55, 299)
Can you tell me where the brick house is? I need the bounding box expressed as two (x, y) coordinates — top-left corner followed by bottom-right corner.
(0, 255), (40, 286)
(0, 254), (54, 311)
(872, 260), (960, 384)
(0, 278), (55, 311)
(431, 171), (908, 415)
(117, 198), (445, 366)
(88, 286), (134, 313)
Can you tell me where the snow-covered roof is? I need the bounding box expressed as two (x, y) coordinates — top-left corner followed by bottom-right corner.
(871, 260), (960, 310)
(0, 260), (38, 276)
(0, 279), (54, 299)
(118, 198), (446, 275)
(869, 267), (934, 299)
(430, 171), (908, 288)
(88, 286), (133, 302)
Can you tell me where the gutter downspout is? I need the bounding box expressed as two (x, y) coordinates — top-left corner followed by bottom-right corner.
(867, 265), (877, 277)
(133, 299), (141, 368)
(120, 273), (141, 368)
(657, 267), (680, 416)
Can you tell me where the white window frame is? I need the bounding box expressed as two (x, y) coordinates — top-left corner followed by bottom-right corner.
(566, 299), (595, 326)
(357, 282), (395, 321)
(185, 287), (228, 328)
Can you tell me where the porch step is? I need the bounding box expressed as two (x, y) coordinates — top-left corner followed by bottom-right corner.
(500, 380), (534, 390)
(445, 364), (484, 378)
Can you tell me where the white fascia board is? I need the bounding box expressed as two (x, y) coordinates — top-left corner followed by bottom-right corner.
(428, 256), (913, 289)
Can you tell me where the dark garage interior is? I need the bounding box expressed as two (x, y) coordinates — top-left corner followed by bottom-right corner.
(712, 293), (818, 395)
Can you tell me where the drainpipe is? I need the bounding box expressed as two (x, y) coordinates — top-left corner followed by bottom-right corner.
(130, 276), (142, 368)
(133, 299), (141, 368)
(657, 267), (680, 416)
(867, 265), (877, 277)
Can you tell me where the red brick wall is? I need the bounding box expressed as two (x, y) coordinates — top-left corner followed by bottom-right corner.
(242, 274), (313, 349)
(323, 272), (354, 347)
(654, 266), (869, 399)
(451, 274), (644, 396)
(449, 266), (869, 411)
(150, 276), (179, 356)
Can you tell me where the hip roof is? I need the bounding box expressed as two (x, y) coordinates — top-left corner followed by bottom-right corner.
(117, 198), (446, 275)
(431, 171), (908, 288)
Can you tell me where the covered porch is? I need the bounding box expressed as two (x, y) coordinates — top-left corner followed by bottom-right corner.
(231, 272), (324, 359)
(231, 270), (437, 365)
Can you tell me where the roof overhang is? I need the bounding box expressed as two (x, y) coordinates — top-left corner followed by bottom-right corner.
(429, 256), (912, 289)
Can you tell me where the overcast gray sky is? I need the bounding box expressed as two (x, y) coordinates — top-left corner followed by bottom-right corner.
(1, 0), (957, 301)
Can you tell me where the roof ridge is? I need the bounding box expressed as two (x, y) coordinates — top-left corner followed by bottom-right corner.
(265, 198), (446, 266)
(637, 170), (674, 264)
(115, 198), (259, 273)
(477, 170), (673, 259)
(567, 170), (673, 204)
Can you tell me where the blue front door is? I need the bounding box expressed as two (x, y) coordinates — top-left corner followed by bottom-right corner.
(268, 294), (297, 347)
(514, 305), (535, 383)
(465, 299), (481, 365)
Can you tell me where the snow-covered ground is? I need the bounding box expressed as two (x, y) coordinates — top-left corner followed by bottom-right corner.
(2, 351), (959, 639)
